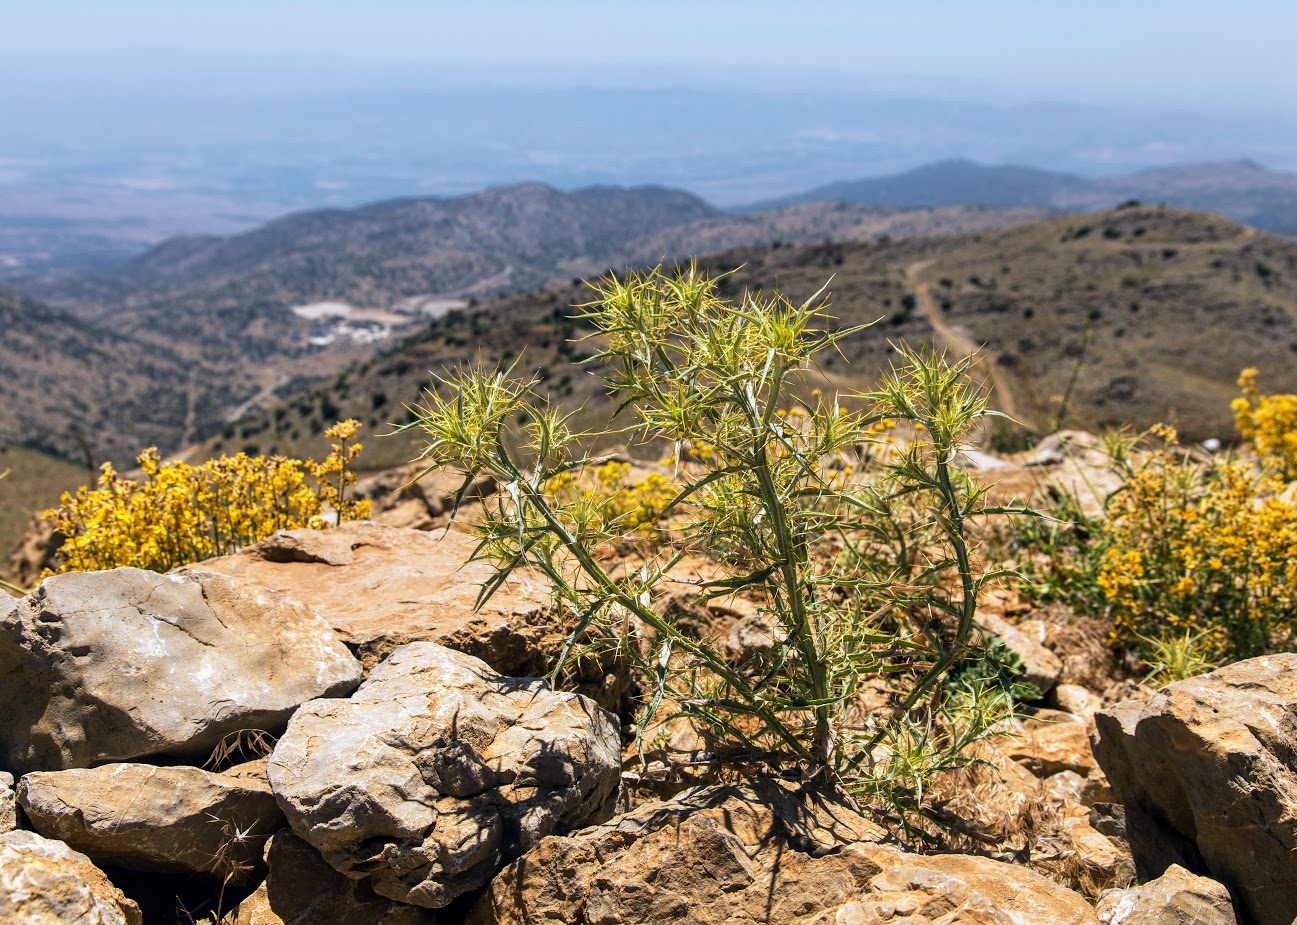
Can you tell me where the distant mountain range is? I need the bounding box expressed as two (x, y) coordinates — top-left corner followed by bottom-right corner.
(26, 183), (1039, 328)
(755, 158), (1297, 234)
(9, 198), (1297, 554)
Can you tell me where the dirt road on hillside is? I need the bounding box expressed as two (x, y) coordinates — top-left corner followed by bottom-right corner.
(905, 260), (1023, 422)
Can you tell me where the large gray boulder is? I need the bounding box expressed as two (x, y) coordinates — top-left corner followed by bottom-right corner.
(0, 567), (362, 774)
(1092, 654), (1297, 925)
(469, 780), (1098, 925)
(231, 830), (438, 925)
(268, 642), (621, 909)
(0, 829), (142, 925)
(18, 763), (283, 882)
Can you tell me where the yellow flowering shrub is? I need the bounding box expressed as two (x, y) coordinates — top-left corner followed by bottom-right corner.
(545, 460), (677, 540)
(1098, 449), (1297, 660)
(1233, 367), (1297, 478)
(45, 420), (370, 574)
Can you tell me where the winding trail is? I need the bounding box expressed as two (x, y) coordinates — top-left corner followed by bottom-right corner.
(905, 259), (1022, 422)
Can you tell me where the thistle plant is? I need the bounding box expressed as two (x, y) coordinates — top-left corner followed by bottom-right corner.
(403, 265), (1019, 799)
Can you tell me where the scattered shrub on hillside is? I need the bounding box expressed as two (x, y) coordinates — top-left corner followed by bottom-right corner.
(402, 264), (1026, 811)
(45, 420), (369, 574)
(1233, 367), (1297, 478)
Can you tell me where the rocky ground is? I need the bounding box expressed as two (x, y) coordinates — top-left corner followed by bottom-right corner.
(0, 437), (1283, 925)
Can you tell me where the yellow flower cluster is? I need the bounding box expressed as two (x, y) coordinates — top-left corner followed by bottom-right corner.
(1233, 368), (1297, 478)
(1098, 451), (1297, 659)
(546, 460), (677, 539)
(45, 420), (370, 574)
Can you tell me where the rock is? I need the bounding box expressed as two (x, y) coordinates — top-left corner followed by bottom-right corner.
(202, 522), (552, 674)
(1042, 769), (1090, 807)
(0, 567), (362, 775)
(1053, 682), (1102, 724)
(1003, 710), (1098, 777)
(222, 757), (271, 787)
(268, 642), (621, 909)
(374, 498), (439, 532)
(722, 610), (780, 664)
(1092, 654), (1297, 925)
(17, 763), (283, 882)
(1095, 864), (1237, 925)
(1064, 817), (1136, 892)
(837, 847), (1099, 925)
(1022, 430), (1125, 517)
(402, 467), (496, 519)
(0, 772), (16, 834)
(469, 780), (1097, 925)
(230, 830), (438, 925)
(357, 465), (496, 527)
(0, 829), (142, 925)
(975, 609), (1062, 696)
(5, 515), (63, 590)
(205, 522), (631, 710)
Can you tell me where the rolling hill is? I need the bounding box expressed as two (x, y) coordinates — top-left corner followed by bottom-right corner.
(25, 183), (1043, 337)
(759, 159), (1297, 235)
(207, 204), (1297, 476)
(5, 183), (1041, 464)
(0, 286), (231, 462)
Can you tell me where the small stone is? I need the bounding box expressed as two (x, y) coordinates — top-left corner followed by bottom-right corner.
(1095, 864), (1237, 925)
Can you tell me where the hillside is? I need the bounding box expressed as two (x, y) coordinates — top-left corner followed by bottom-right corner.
(762, 158), (1297, 235)
(762, 160), (1095, 209)
(0, 446), (88, 563)
(0, 286), (234, 462)
(5, 184), (1040, 463)
(209, 205), (1297, 474)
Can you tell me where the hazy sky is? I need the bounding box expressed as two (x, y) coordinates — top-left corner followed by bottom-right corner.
(7, 0), (1296, 113)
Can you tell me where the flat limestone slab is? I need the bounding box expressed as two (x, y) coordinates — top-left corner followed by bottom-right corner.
(203, 522), (557, 674)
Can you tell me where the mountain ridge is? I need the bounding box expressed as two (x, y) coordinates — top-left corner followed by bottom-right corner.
(754, 158), (1297, 234)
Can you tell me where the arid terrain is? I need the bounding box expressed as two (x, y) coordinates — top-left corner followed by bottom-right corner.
(207, 204), (1297, 477)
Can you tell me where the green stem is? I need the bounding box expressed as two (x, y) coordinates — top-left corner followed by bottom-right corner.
(503, 450), (815, 764)
(853, 451), (978, 769)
